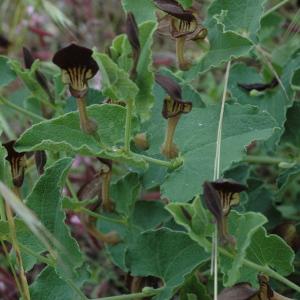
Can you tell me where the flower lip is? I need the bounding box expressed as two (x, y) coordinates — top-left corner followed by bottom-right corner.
(156, 74), (192, 119)
(52, 43), (99, 96)
(52, 43), (99, 74)
(154, 0), (195, 23)
(126, 12), (140, 52)
(203, 181), (223, 221)
(3, 141), (26, 188)
(155, 73), (182, 101)
(211, 179), (247, 194)
(23, 47), (35, 69)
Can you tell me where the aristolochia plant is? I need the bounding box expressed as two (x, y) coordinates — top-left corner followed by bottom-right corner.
(0, 0), (300, 299)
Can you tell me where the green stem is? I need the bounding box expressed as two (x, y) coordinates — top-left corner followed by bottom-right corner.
(93, 287), (164, 300)
(80, 207), (126, 225)
(124, 99), (133, 153)
(263, 0), (290, 18)
(0, 95), (45, 122)
(133, 153), (183, 169)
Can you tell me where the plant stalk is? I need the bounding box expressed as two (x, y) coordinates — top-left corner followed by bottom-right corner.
(161, 115), (180, 159)
(176, 36), (189, 70)
(76, 97), (97, 134)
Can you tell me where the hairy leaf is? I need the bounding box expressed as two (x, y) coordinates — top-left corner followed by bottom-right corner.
(239, 227), (295, 286)
(160, 103), (276, 202)
(121, 0), (156, 24)
(15, 104), (146, 168)
(92, 52), (138, 102)
(221, 211), (267, 286)
(185, 20), (253, 78)
(98, 201), (170, 270)
(126, 228), (210, 300)
(24, 158), (83, 278)
(0, 56), (16, 87)
(208, 0), (266, 41)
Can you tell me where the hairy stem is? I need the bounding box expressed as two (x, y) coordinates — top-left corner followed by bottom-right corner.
(76, 97), (98, 134)
(176, 36), (189, 70)
(101, 171), (113, 211)
(133, 153), (182, 169)
(161, 115), (180, 159)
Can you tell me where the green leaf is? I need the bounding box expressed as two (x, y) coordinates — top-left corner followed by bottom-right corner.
(245, 178), (281, 228)
(97, 200), (170, 271)
(208, 0), (266, 41)
(121, 0), (156, 24)
(180, 275), (211, 300)
(0, 144), (6, 181)
(220, 211), (267, 286)
(111, 172), (141, 215)
(135, 21), (157, 121)
(184, 20), (253, 79)
(281, 101), (300, 147)
(29, 266), (86, 300)
(276, 165), (300, 220)
(8, 59), (51, 103)
(0, 56), (16, 87)
(15, 104), (147, 168)
(160, 103), (276, 202)
(166, 197), (213, 250)
(239, 227), (295, 286)
(92, 52), (138, 102)
(24, 158), (83, 278)
(228, 53), (300, 129)
(109, 22), (157, 121)
(126, 228), (210, 300)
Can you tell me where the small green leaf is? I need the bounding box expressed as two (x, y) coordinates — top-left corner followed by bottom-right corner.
(121, 0), (156, 24)
(180, 275), (211, 300)
(239, 227), (295, 286)
(24, 158), (83, 278)
(29, 266), (86, 300)
(221, 211), (267, 286)
(8, 59), (51, 103)
(281, 102), (300, 147)
(167, 197), (213, 250)
(109, 22), (157, 121)
(126, 228), (210, 300)
(111, 172), (141, 215)
(98, 201), (170, 271)
(228, 53), (300, 129)
(92, 52), (138, 102)
(135, 21), (157, 121)
(0, 56), (16, 87)
(15, 104), (146, 168)
(208, 0), (266, 40)
(185, 20), (253, 78)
